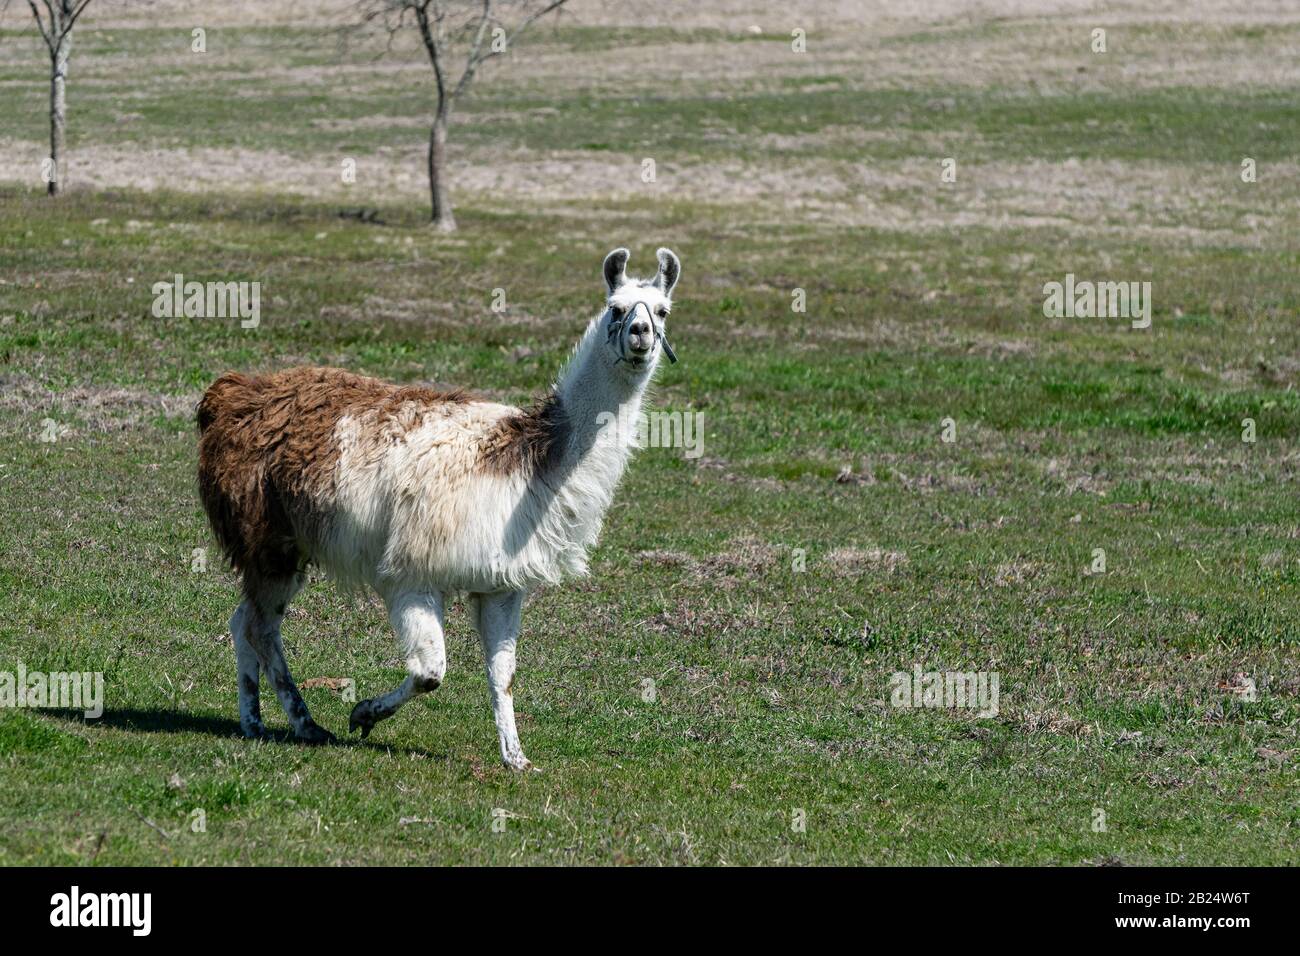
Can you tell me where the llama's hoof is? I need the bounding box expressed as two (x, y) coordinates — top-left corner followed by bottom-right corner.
(349, 701), (378, 739)
(295, 721), (337, 745)
(504, 755), (538, 773)
(240, 718), (270, 740)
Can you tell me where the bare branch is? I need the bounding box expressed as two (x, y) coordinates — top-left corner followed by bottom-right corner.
(452, 0), (494, 98)
(454, 0), (567, 98)
(27, 0), (96, 55)
(413, 0), (448, 113)
(501, 0), (566, 55)
(27, 1), (56, 53)
(56, 0), (97, 46)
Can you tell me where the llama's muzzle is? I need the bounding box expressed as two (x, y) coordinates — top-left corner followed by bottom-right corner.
(608, 301), (677, 364)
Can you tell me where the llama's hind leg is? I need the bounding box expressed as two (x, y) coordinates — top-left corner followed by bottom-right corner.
(349, 590), (446, 738)
(243, 572), (335, 744)
(229, 599), (266, 738)
(471, 590), (534, 771)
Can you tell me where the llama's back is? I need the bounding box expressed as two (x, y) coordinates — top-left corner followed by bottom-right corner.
(196, 366), (483, 583)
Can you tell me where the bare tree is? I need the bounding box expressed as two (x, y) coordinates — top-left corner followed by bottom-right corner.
(27, 0), (96, 195)
(357, 0), (568, 231)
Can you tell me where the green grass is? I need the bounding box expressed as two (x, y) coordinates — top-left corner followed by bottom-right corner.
(2, 23), (1297, 165)
(0, 11), (1298, 865)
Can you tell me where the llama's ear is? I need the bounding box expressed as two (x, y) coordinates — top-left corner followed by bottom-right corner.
(603, 248), (630, 295)
(653, 247), (681, 296)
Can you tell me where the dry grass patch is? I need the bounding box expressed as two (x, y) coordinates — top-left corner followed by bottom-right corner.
(0, 374), (197, 433)
(826, 546), (909, 575)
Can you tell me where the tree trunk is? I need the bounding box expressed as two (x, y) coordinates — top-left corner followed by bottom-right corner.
(427, 112), (455, 231)
(48, 35), (71, 196)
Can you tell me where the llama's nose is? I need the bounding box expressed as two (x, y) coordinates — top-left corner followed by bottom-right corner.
(628, 317), (653, 353)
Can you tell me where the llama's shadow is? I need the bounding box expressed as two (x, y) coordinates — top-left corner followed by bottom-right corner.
(41, 707), (450, 760)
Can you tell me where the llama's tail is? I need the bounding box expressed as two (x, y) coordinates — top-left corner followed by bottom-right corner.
(196, 371), (260, 434)
(196, 373), (297, 580)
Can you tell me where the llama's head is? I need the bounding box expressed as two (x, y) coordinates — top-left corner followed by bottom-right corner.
(600, 247), (681, 378)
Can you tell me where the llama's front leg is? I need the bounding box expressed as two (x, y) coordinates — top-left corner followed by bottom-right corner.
(349, 590), (446, 738)
(473, 590), (534, 771)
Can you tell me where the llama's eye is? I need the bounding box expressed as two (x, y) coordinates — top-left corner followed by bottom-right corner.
(656, 308), (668, 319)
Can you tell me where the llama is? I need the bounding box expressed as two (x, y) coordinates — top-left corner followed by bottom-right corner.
(196, 247), (681, 770)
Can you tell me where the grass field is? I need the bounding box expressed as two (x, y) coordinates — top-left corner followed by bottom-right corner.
(1, 0), (1298, 865)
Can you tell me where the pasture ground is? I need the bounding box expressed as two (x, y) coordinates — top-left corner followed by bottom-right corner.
(0, 0), (1297, 863)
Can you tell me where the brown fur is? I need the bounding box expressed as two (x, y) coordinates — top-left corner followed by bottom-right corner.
(479, 392), (570, 478)
(197, 366), (470, 582)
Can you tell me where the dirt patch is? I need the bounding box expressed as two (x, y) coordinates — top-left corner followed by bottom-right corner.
(640, 599), (768, 642)
(16, 1), (1291, 33)
(1040, 458), (1113, 496)
(635, 534), (784, 586)
(0, 374), (198, 433)
(1008, 706), (1094, 737)
(299, 676), (353, 693)
(895, 470), (991, 495)
(698, 535), (780, 577)
(634, 549), (696, 570)
(635, 538), (910, 582)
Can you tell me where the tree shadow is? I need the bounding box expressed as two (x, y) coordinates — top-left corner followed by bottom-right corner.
(41, 707), (450, 760)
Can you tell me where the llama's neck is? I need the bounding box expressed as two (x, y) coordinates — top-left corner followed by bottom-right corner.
(550, 312), (651, 489)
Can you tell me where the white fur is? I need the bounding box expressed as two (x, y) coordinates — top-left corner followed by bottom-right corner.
(239, 248), (681, 770)
(315, 284), (670, 595)
(298, 249), (680, 768)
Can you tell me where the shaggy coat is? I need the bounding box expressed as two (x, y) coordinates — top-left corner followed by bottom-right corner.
(198, 368), (581, 593)
(197, 246), (681, 764)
